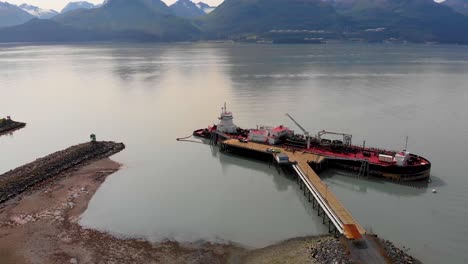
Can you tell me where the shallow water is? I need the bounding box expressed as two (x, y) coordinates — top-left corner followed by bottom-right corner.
(1, 42), (467, 263)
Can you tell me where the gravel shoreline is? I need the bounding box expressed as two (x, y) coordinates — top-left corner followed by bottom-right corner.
(0, 158), (245, 264)
(381, 239), (421, 264)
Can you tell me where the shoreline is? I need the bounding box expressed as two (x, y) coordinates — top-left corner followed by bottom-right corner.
(0, 158), (246, 263)
(0, 153), (334, 263)
(0, 143), (419, 263)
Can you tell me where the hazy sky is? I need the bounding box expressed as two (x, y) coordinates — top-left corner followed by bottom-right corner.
(5, 0), (223, 11)
(5, 0), (445, 12)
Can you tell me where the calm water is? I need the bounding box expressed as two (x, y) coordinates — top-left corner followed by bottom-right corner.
(1, 43), (468, 263)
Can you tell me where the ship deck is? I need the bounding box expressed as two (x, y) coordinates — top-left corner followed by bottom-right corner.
(303, 146), (388, 165)
(223, 139), (366, 237)
(216, 129), (426, 167)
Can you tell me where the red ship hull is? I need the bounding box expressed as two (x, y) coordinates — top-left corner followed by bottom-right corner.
(194, 128), (431, 182)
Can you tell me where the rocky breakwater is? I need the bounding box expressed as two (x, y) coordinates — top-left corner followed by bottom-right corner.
(381, 239), (419, 264)
(309, 237), (353, 264)
(0, 141), (125, 204)
(0, 117), (26, 135)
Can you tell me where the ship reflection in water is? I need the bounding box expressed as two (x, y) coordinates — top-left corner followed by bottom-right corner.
(319, 169), (431, 197)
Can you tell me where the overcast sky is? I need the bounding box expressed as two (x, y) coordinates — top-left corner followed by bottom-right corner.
(5, 0), (223, 11)
(5, 0), (445, 12)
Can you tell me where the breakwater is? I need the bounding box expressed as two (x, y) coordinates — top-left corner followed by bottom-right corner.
(0, 118), (26, 135)
(0, 141), (125, 203)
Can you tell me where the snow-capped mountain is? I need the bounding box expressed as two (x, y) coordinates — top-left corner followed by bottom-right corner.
(0, 1), (34, 27)
(61, 1), (97, 14)
(170, 0), (205, 18)
(19, 4), (58, 19)
(196, 1), (215, 13)
(442, 0), (468, 15)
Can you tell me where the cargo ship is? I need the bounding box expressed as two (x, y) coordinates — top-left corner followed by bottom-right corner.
(194, 104), (431, 182)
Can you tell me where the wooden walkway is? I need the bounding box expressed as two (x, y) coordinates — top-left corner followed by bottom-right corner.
(223, 139), (365, 237)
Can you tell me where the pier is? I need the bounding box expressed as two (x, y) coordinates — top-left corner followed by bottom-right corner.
(220, 139), (365, 240)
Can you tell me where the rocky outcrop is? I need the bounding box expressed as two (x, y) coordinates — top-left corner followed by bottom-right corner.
(0, 118), (26, 135)
(0, 141), (125, 203)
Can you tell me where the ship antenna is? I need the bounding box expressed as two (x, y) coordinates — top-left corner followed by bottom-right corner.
(404, 136), (409, 151)
(224, 102), (227, 113)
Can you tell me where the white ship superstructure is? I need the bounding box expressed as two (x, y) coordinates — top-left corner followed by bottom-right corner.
(216, 103), (237, 134)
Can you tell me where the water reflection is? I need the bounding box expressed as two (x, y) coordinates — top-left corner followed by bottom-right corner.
(218, 151), (293, 192)
(108, 45), (168, 83)
(320, 169), (428, 197)
(216, 149), (324, 228)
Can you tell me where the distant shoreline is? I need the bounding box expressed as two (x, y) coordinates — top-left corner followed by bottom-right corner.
(1, 40), (466, 47)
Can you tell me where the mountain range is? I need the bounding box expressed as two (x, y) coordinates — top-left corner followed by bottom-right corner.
(0, 1), (34, 27)
(53, 0), (200, 41)
(201, 0), (468, 44)
(442, 0), (468, 15)
(196, 2), (216, 13)
(1, 0), (468, 44)
(200, 0), (341, 38)
(19, 4), (58, 19)
(61, 1), (97, 14)
(170, 0), (205, 18)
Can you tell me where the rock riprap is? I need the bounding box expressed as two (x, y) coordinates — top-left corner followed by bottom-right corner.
(381, 239), (417, 264)
(309, 237), (353, 264)
(0, 117), (26, 135)
(0, 141), (125, 203)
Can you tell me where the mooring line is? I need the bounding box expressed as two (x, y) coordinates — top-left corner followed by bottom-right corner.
(176, 134), (193, 141)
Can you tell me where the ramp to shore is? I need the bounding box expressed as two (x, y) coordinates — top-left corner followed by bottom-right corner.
(221, 139), (365, 238)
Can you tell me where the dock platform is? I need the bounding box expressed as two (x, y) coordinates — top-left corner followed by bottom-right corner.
(221, 139), (365, 239)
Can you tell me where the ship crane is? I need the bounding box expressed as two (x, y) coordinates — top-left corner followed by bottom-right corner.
(286, 113), (311, 149)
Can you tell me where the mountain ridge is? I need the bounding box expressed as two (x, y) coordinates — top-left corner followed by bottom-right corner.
(201, 0), (341, 38)
(196, 2), (216, 13)
(200, 0), (468, 44)
(443, 0), (468, 15)
(0, 1), (34, 28)
(20, 4), (58, 19)
(54, 0), (200, 41)
(1, 0), (468, 44)
(170, 0), (205, 18)
(61, 1), (97, 14)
